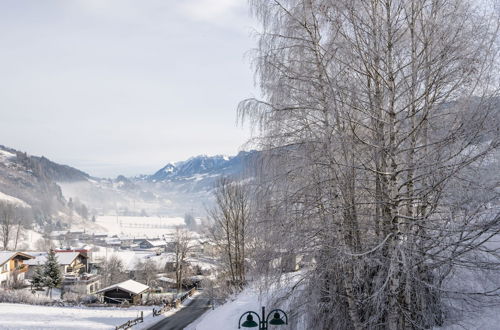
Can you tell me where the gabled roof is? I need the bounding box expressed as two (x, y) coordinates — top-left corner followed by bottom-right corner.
(25, 252), (85, 266)
(0, 251), (34, 266)
(140, 240), (166, 247)
(49, 230), (68, 237)
(157, 276), (176, 284)
(96, 279), (149, 295)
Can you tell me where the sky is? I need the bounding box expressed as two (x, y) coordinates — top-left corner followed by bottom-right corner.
(0, 0), (259, 177)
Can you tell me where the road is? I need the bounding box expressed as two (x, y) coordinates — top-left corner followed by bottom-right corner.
(147, 294), (210, 330)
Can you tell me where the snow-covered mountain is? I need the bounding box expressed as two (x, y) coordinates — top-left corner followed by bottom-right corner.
(0, 143), (259, 224)
(57, 150), (259, 217)
(147, 151), (258, 184)
(0, 145), (95, 229)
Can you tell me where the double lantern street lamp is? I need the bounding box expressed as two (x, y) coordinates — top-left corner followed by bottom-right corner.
(238, 306), (288, 330)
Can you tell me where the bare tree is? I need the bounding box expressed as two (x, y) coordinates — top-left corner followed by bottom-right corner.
(0, 201), (14, 250)
(0, 201), (29, 250)
(134, 258), (158, 288)
(240, 1), (500, 329)
(208, 177), (251, 290)
(173, 228), (192, 292)
(34, 237), (55, 252)
(99, 254), (128, 287)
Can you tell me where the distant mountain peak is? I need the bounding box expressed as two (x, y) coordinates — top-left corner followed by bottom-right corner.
(147, 151), (258, 183)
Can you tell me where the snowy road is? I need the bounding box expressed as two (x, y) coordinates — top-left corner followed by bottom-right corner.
(147, 294), (210, 330)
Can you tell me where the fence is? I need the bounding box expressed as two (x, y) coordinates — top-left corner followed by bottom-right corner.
(115, 311), (143, 330)
(152, 288), (197, 317)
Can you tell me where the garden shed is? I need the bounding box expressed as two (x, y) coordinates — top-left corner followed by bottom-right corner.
(96, 279), (149, 304)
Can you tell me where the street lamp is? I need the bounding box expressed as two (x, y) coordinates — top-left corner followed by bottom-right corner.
(238, 306), (288, 330)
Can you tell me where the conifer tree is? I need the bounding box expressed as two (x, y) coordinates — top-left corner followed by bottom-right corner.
(31, 264), (45, 293)
(43, 249), (62, 298)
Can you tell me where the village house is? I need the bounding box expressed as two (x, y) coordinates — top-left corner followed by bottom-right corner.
(67, 229), (85, 240)
(104, 237), (122, 248)
(63, 272), (101, 294)
(90, 233), (108, 244)
(25, 251), (101, 294)
(49, 230), (69, 241)
(138, 239), (166, 250)
(96, 279), (149, 304)
(25, 251), (88, 277)
(0, 252), (34, 288)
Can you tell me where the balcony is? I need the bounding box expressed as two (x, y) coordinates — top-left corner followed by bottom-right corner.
(16, 264), (28, 273)
(63, 273), (101, 285)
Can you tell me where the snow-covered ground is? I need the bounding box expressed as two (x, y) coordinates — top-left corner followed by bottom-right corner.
(0, 303), (153, 330)
(92, 215), (184, 237)
(185, 287), (264, 330)
(0, 191), (30, 208)
(0, 292), (203, 330)
(186, 273), (304, 330)
(12, 229), (44, 251)
(92, 247), (216, 273)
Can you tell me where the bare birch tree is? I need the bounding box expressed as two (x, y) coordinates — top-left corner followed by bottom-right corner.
(209, 177), (251, 290)
(240, 1), (500, 329)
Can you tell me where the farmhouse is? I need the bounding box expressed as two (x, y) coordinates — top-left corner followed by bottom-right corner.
(96, 279), (149, 304)
(0, 251), (34, 287)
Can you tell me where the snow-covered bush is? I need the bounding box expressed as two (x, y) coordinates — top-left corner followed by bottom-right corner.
(0, 289), (53, 305)
(63, 291), (98, 305)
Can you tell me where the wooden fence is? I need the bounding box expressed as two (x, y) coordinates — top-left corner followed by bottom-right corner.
(152, 288), (197, 317)
(115, 311), (143, 330)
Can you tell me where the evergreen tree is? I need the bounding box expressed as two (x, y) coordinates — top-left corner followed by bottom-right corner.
(31, 265), (45, 292)
(43, 249), (62, 298)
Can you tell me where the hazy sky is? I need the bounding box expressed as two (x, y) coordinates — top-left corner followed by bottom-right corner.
(0, 0), (258, 177)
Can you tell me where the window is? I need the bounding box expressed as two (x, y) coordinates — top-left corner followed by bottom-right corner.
(1, 263), (8, 272)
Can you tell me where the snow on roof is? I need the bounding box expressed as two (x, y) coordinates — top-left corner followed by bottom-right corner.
(141, 240), (166, 247)
(25, 252), (83, 266)
(50, 230), (68, 237)
(56, 252), (84, 264)
(157, 276), (176, 284)
(96, 279), (149, 295)
(0, 251), (34, 266)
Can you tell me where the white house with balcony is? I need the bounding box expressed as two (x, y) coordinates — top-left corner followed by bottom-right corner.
(0, 251), (34, 287)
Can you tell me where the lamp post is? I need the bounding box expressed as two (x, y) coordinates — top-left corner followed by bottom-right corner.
(238, 306), (288, 330)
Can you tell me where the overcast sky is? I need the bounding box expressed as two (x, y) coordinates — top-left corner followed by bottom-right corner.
(0, 0), (258, 177)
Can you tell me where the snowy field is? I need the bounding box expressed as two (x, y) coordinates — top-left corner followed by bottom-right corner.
(0, 293), (202, 330)
(93, 215), (185, 237)
(0, 303), (154, 330)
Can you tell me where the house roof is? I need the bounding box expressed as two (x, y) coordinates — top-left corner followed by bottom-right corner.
(157, 276), (176, 284)
(49, 230), (68, 237)
(0, 251), (34, 266)
(25, 252), (84, 266)
(96, 279), (149, 295)
(141, 240), (166, 247)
